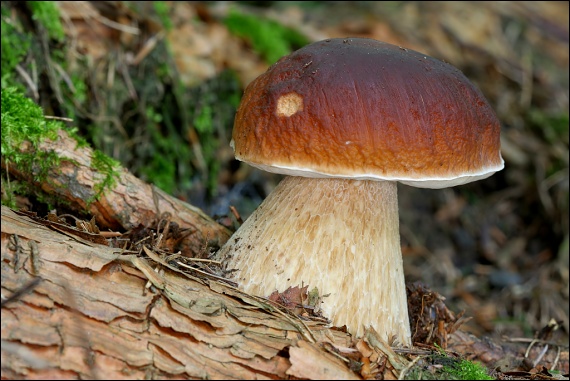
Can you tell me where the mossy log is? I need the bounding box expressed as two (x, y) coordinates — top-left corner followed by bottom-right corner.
(2, 128), (231, 257)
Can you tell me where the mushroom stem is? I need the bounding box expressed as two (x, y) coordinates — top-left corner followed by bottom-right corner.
(218, 176), (411, 344)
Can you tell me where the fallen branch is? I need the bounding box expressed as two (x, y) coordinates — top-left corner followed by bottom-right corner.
(2, 128), (231, 257)
(1, 205), (359, 379)
(3, 206), (566, 379)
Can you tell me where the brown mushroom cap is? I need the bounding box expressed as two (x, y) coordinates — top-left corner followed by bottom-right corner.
(231, 37), (504, 188)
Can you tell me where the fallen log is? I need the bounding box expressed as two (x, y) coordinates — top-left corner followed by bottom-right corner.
(2, 206), (568, 379)
(1, 205), (367, 379)
(2, 128), (231, 257)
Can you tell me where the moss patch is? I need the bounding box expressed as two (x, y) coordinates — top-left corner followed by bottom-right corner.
(27, 1), (65, 41)
(224, 8), (309, 64)
(1, 7), (31, 90)
(405, 348), (494, 380)
(1, 87), (120, 209)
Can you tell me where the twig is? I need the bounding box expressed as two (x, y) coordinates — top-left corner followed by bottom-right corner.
(99, 231), (123, 238)
(261, 296), (318, 344)
(532, 344), (549, 368)
(0, 278), (42, 308)
(130, 31), (165, 66)
(15, 64), (39, 100)
(182, 257), (222, 264)
(398, 355), (424, 380)
(44, 115), (74, 122)
(229, 205), (243, 225)
(392, 347), (433, 355)
(322, 342), (351, 363)
(52, 61), (77, 94)
(94, 13), (140, 35)
(118, 53), (138, 101)
(508, 337), (569, 348)
(176, 261), (235, 283)
(551, 346), (561, 371)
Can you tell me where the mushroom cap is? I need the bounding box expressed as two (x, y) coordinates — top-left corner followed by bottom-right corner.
(231, 37), (504, 188)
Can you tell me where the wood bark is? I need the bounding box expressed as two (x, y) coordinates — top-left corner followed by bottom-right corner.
(2, 129), (232, 257)
(2, 206), (568, 379)
(0, 205), (376, 379)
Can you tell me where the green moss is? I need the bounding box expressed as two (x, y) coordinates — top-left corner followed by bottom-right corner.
(1, 87), (59, 157)
(89, 150), (121, 204)
(1, 87), (62, 207)
(140, 151), (177, 195)
(194, 104), (217, 192)
(525, 109), (569, 187)
(70, 74), (88, 105)
(2, 2), (241, 206)
(65, 126), (90, 149)
(27, 1), (65, 41)
(188, 70), (242, 197)
(528, 109), (569, 145)
(137, 105), (182, 194)
(1, 174), (26, 209)
(1, 6), (31, 89)
(405, 346), (494, 380)
(1, 87), (122, 209)
(441, 358), (493, 380)
(153, 1), (173, 31)
(224, 8), (309, 64)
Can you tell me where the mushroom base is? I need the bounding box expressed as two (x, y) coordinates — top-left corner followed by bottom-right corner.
(216, 176), (411, 344)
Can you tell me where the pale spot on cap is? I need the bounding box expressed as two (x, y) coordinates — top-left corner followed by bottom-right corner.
(276, 92), (303, 117)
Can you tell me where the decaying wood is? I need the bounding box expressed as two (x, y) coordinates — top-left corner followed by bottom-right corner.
(2, 129), (231, 256)
(1, 205), (397, 379)
(2, 206), (568, 379)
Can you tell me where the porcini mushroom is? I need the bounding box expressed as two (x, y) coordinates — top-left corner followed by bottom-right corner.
(216, 38), (504, 345)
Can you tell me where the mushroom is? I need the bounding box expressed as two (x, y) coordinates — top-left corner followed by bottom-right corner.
(216, 38), (504, 345)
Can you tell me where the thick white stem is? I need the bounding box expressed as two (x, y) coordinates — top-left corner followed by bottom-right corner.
(217, 176), (411, 345)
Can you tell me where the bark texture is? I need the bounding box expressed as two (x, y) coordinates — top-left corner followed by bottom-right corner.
(2, 206), (567, 379)
(0, 205), (389, 380)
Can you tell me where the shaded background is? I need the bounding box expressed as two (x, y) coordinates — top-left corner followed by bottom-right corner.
(2, 1), (568, 344)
